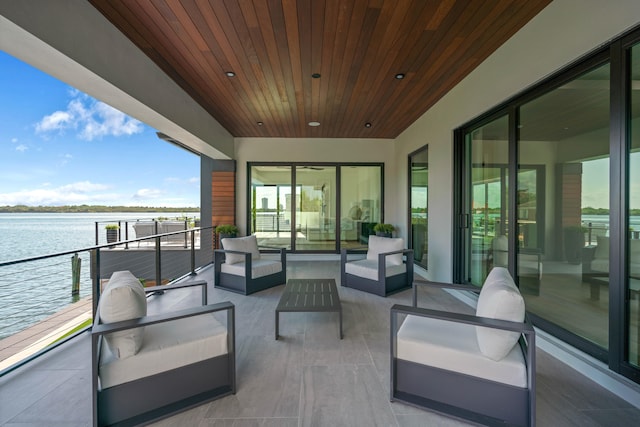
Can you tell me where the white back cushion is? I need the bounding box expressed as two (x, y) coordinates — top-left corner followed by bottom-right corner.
(98, 271), (147, 359)
(221, 234), (261, 264)
(476, 267), (525, 361)
(595, 235), (609, 260)
(492, 235), (508, 267)
(367, 235), (404, 266)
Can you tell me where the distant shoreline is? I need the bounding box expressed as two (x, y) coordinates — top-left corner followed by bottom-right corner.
(0, 205), (199, 213)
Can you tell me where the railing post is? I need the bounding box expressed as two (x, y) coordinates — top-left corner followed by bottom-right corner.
(124, 221), (129, 250)
(155, 235), (162, 287)
(92, 248), (101, 319)
(71, 253), (81, 299)
(95, 221), (99, 245)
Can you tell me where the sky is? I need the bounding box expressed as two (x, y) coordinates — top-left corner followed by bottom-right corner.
(0, 51), (200, 208)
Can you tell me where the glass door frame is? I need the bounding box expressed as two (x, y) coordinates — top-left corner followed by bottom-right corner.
(247, 162), (384, 254)
(453, 39), (640, 381)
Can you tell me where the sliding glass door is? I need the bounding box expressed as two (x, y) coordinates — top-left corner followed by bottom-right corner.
(249, 163), (382, 252)
(295, 166), (336, 251)
(519, 63), (611, 350)
(462, 115), (509, 286)
(250, 165), (293, 249)
(409, 147), (429, 267)
(628, 43), (640, 368)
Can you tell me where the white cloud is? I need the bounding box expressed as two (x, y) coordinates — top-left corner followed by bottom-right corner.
(35, 94), (144, 141)
(15, 144), (28, 152)
(133, 188), (164, 200)
(35, 110), (73, 134)
(0, 181), (116, 206)
(11, 138), (18, 143)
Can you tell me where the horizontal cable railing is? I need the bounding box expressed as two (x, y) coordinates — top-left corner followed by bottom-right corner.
(0, 225), (214, 376)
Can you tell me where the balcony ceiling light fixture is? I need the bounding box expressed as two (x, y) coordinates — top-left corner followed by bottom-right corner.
(257, 121), (264, 126)
(312, 73), (321, 78)
(364, 122), (372, 128)
(395, 73), (405, 80)
(225, 71), (236, 77)
(308, 121), (321, 127)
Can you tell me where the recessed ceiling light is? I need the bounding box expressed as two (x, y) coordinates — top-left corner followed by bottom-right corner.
(312, 73), (321, 78)
(364, 122), (372, 128)
(308, 121), (321, 127)
(257, 121), (263, 126)
(225, 71), (236, 77)
(395, 73), (405, 80)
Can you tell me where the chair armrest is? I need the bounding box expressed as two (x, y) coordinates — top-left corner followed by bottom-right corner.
(144, 279), (208, 305)
(92, 301), (234, 336)
(390, 304), (533, 335)
(214, 249), (252, 265)
(341, 247), (368, 256)
(259, 245), (284, 251)
(377, 248), (414, 260)
(412, 279), (480, 307)
(376, 249), (413, 284)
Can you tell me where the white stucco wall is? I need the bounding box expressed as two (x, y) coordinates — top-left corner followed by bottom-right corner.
(394, 0), (640, 282)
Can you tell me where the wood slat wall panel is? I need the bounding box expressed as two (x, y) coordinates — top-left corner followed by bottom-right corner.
(90, 0), (552, 139)
(211, 171), (235, 242)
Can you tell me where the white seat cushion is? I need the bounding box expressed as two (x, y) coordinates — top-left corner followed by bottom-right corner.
(221, 259), (282, 279)
(476, 267), (525, 361)
(221, 235), (261, 264)
(397, 314), (527, 388)
(345, 258), (406, 280)
(367, 235), (404, 266)
(98, 271), (147, 359)
(99, 313), (228, 389)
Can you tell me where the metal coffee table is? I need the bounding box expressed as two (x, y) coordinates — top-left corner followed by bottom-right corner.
(275, 278), (343, 340)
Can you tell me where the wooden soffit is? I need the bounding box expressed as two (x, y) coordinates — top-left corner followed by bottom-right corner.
(90, 0), (552, 139)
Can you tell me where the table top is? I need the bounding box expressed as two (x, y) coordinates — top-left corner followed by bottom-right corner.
(276, 278), (340, 312)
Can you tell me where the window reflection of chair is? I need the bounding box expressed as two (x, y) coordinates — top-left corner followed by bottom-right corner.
(492, 235), (508, 267)
(491, 235), (542, 295)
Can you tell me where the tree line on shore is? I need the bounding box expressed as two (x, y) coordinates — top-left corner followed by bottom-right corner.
(0, 205), (200, 213)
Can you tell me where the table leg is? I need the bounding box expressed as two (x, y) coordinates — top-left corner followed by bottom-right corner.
(275, 310), (279, 340)
(339, 307), (343, 339)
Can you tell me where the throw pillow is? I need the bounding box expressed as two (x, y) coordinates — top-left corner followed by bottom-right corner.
(222, 234), (261, 264)
(475, 267), (525, 361)
(366, 235), (404, 266)
(98, 270), (147, 359)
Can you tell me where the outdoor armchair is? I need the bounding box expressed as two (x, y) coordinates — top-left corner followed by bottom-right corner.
(340, 235), (413, 296)
(390, 267), (536, 426)
(91, 271), (235, 427)
(214, 234), (286, 295)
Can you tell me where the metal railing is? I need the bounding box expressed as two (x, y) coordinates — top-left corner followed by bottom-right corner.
(0, 226), (214, 376)
(95, 216), (199, 247)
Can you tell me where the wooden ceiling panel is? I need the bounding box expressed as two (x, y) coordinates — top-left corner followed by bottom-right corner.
(89, 0), (552, 139)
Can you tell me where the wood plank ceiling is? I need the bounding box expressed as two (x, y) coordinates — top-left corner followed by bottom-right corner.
(89, 0), (552, 139)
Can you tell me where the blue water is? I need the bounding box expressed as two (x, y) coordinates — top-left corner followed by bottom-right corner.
(0, 212), (197, 339)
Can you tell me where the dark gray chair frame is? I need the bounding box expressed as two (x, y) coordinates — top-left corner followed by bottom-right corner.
(390, 279), (536, 427)
(214, 246), (286, 295)
(92, 280), (236, 427)
(340, 247), (414, 297)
